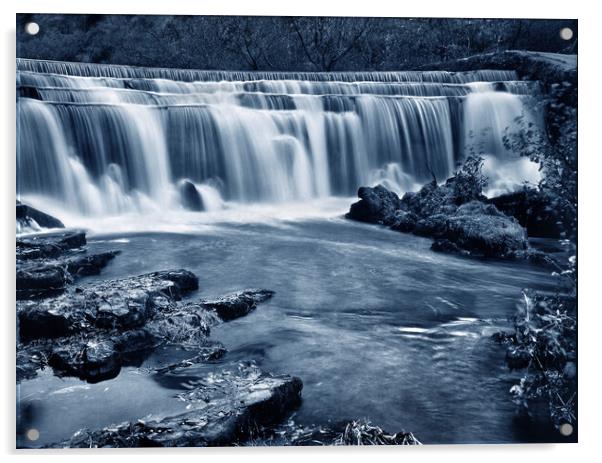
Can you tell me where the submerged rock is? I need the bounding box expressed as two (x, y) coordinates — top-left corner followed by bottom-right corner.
(200, 289), (275, 321)
(52, 364), (303, 447)
(16, 200), (64, 230)
(178, 180), (205, 211)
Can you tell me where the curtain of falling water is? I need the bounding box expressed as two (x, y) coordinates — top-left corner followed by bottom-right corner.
(16, 59), (541, 216)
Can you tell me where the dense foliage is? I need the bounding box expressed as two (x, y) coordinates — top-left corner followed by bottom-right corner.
(503, 85), (577, 239)
(17, 15), (576, 71)
(498, 74), (577, 433)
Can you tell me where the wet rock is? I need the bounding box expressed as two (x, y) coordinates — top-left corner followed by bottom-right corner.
(431, 239), (469, 255)
(16, 200), (64, 230)
(112, 329), (157, 354)
(16, 264), (70, 300)
(179, 180), (205, 211)
(144, 269), (200, 294)
(153, 341), (227, 374)
(200, 289), (274, 321)
(145, 305), (220, 344)
(49, 338), (121, 383)
(389, 210), (418, 233)
(65, 251), (120, 276)
(488, 188), (567, 238)
(347, 181), (528, 259)
(346, 185), (403, 226)
(16, 230), (86, 260)
(95, 289), (152, 330)
(506, 345), (532, 370)
(16, 344), (46, 382)
(17, 269), (199, 341)
(16, 251), (120, 300)
(431, 201), (528, 257)
(18, 295), (86, 340)
(52, 364), (303, 448)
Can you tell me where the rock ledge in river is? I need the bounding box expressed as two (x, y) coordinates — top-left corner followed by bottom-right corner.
(51, 363), (303, 448)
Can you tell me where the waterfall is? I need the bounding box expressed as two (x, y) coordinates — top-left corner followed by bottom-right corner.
(16, 59), (542, 220)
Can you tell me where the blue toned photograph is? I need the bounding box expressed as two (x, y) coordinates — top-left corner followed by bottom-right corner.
(16, 14), (577, 448)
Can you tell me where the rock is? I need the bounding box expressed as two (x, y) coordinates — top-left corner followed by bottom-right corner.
(347, 182), (530, 259)
(112, 329), (157, 354)
(17, 269), (199, 341)
(51, 364), (303, 448)
(145, 304), (220, 344)
(145, 269), (200, 294)
(16, 251), (120, 300)
(200, 289), (274, 321)
(95, 289), (152, 330)
(434, 201), (528, 257)
(16, 264), (70, 300)
(487, 188), (567, 238)
(153, 341), (227, 374)
(506, 345), (532, 370)
(49, 339), (121, 383)
(389, 210), (418, 233)
(16, 230), (86, 260)
(346, 185), (403, 226)
(179, 180), (205, 211)
(431, 239), (469, 255)
(18, 296), (84, 340)
(16, 201), (64, 230)
(65, 251), (120, 276)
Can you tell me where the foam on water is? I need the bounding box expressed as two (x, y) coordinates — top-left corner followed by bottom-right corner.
(17, 59), (543, 229)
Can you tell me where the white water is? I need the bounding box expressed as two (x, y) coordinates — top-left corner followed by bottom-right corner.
(16, 59), (542, 229)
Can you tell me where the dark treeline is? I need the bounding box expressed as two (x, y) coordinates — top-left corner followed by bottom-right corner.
(17, 15), (577, 71)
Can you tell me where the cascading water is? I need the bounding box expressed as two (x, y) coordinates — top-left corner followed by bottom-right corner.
(16, 58), (542, 225)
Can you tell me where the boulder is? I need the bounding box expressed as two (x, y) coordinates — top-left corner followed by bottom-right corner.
(179, 180), (205, 211)
(51, 364), (303, 447)
(426, 202), (528, 257)
(16, 201), (64, 229)
(487, 188), (567, 238)
(346, 185), (403, 226)
(430, 239), (469, 256)
(389, 210), (418, 233)
(347, 181), (529, 259)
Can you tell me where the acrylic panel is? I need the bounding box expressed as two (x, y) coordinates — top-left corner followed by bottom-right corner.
(16, 14), (577, 448)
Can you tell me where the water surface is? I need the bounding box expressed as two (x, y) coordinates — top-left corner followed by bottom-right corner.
(17, 217), (559, 446)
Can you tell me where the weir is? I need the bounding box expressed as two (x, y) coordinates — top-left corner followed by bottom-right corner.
(16, 59), (541, 217)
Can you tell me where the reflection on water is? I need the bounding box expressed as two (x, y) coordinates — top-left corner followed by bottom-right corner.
(17, 218), (561, 446)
